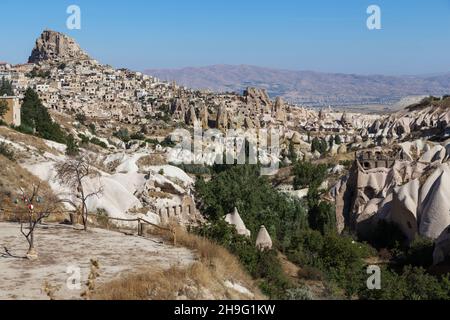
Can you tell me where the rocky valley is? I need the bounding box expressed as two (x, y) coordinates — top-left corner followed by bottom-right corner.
(1, 30), (450, 301)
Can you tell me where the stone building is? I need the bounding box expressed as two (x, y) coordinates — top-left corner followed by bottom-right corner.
(356, 148), (403, 170)
(0, 96), (21, 126)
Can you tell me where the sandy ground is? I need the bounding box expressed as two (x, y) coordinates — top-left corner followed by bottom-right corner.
(0, 222), (195, 300)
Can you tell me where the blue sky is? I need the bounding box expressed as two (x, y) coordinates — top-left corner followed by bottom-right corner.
(1, 0), (450, 75)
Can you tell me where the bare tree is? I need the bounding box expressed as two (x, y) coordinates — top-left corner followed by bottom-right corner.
(54, 155), (103, 231)
(15, 184), (59, 259)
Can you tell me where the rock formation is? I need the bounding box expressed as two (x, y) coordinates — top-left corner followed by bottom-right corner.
(224, 207), (251, 237)
(216, 103), (228, 131)
(255, 225), (272, 251)
(28, 30), (89, 63)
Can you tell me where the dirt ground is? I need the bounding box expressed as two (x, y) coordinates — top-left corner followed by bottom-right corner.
(0, 222), (194, 300)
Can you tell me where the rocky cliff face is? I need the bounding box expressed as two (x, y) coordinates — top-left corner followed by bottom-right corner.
(28, 30), (89, 63)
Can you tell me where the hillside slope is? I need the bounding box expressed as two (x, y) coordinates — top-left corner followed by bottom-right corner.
(145, 64), (450, 107)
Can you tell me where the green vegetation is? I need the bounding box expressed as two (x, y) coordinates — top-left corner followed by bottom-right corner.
(90, 137), (108, 149)
(130, 132), (145, 140)
(0, 142), (15, 161)
(88, 123), (96, 135)
(113, 128), (130, 143)
(0, 100), (8, 119)
(146, 136), (176, 148)
(27, 67), (51, 79)
(311, 137), (328, 155)
(293, 161), (328, 190)
(334, 135), (342, 145)
(18, 88), (67, 143)
(193, 160), (450, 300)
(75, 113), (87, 125)
(65, 134), (80, 156)
(194, 165), (308, 298)
(360, 266), (450, 300)
(78, 133), (108, 149)
(0, 77), (14, 96)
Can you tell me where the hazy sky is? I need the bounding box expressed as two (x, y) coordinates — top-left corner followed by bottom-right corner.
(1, 0), (450, 75)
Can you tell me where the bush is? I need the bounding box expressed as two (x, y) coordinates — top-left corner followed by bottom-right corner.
(311, 137), (328, 155)
(293, 161), (328, 190)
(113, 128), (130, 143)
(0, 142), (15, 161)
(402, 237), (434, 268)
(285, 286), (314, 300)
(78, 133), (90, 145)
(361, 266), (450, 300)
(364, 220), (407, 249)
(13, 124), (34, 135)
(130, 132), (145, 140)
(75, 113), (87, 125)
(308, 200), (336, 235)
(65, 134), (79, 156)
(88, 123), (96, 135)
(90, 137), (108, 149)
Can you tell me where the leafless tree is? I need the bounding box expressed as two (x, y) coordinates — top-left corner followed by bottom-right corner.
(54, 155), (103, 231)
(16, 184), (59, 259)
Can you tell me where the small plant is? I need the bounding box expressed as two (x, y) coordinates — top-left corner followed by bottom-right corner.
(285, 286), (313, 300)
(81, 259), (100, 299)
(42, 280), (61, 300)
(95, 208), (109, 228)
(65, 134), (80, 156)
(0, 141), (15, 161)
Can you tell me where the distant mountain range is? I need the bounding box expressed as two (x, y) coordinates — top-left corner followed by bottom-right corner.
(144, 64), (450, 107)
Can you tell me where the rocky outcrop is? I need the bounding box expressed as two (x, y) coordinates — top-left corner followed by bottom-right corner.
(255, 225), (272, 251)
(273, 97), (287, 122)
(225, 207), (251, 237)
(29, 30), (89, 63)
(216, 103), (228, 131)
(244, 87), (272, 113)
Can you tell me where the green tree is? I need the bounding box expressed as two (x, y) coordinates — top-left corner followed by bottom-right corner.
(334, 135), (342, 145)
(20, 88), (67, 143)
(293, 161), (328, 190)
(0, 100), (8, 119)
(65, 134), (80, 156)
(0, 77), (13, 96)
(311, 137), (327, 155)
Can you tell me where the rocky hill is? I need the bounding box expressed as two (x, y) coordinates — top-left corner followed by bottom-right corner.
(28, 30), (90, 64)
(145, 64), (450, 107)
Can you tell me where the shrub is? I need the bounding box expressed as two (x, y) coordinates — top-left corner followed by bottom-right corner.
(308, 200), (336, 235)
(285, 286), (314, 300)
(402, 237), (434, 268)
(361, 266), (450, 300)
(65, 134), (79, 156)
(364, 220), (407, 249)
(311, 137), (328, 155)
(90, 137), (108, 149)
(0, 142), (15, 161)
(88, 123), (96, 135)
(113, 128), (130, 143)
(78, 134), (90, 145)
(75, 113), (87, 125)
(293, 161), (328, 190)
(130, 132), (145, 140)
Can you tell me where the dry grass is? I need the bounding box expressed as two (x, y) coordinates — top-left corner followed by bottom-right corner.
(0, 155), (66, 223)
(0, 127), (58, 156)
(137, 154), (166, 168)
(93, 225), (265, 300)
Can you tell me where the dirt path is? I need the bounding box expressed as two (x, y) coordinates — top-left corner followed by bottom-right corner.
(0, 222), (194, 300)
